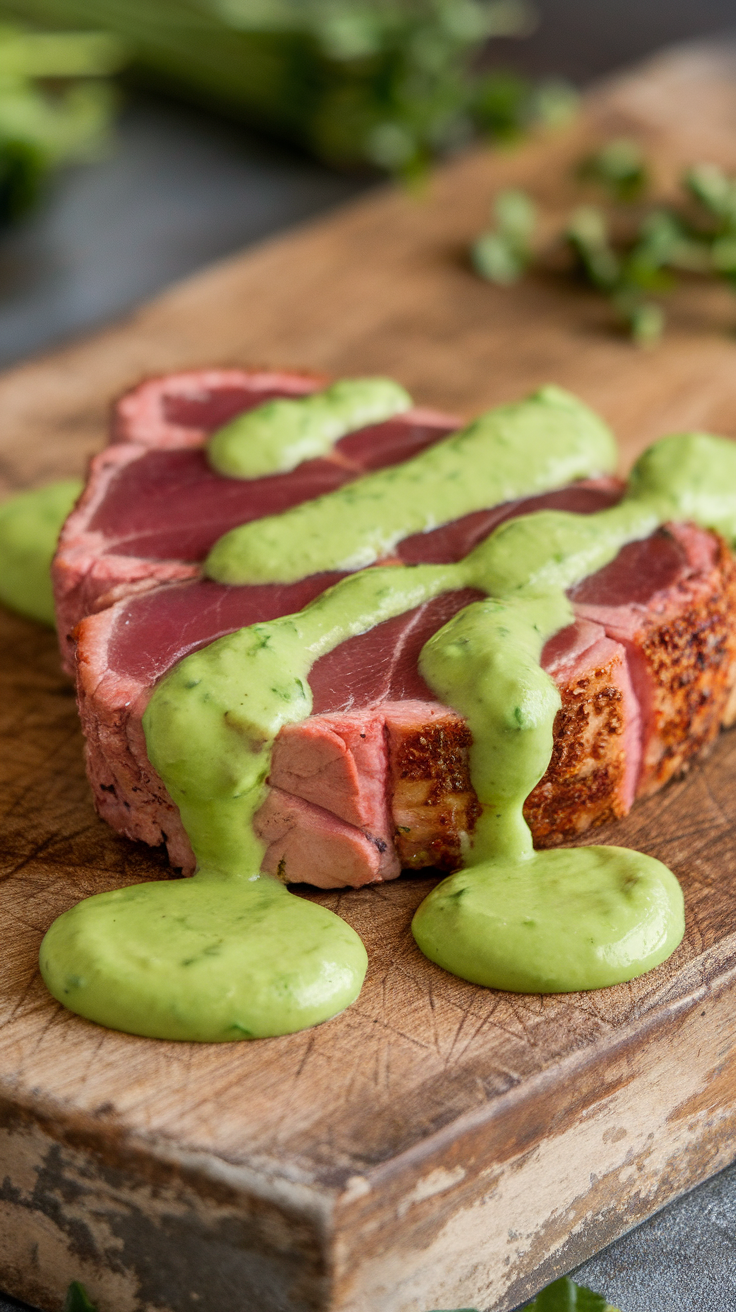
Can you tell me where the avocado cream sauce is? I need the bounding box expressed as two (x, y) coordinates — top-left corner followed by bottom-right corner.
(205, 385), (617, 584)
(0, 480), (82, 627)
(207, 376), (412, 479)
(39, 412), (736, 1042)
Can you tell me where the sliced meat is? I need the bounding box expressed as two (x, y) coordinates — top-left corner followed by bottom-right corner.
(73, 483), (623, 880)
(256, 788), (400, 889)
(54, 367), (461, 670)
(269, 711), (391, 834)
(257, 525), (736, 883)
(385, 702), (482, 870)
(91, 481), (621, 691)
(111, 368), (324, 447)
(107, 575), (343, 688)
(76, 526), (736, 887)
(86, 448), (353, 562)
(397, 480), (623, 564)
(284, 613), (640, 877)
(571, 523), (736, 795)
(68, 376), (736, 894)
(524, 619), (640, 845)
(80, 520), (735, 889)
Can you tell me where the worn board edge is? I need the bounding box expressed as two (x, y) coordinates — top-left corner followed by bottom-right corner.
(1, 934), (736, 1312)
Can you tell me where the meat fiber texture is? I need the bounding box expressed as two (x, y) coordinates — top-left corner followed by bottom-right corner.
(54, 367), (458, 670)
(62, 370), (736, 888)
(55, 369), (321, 666)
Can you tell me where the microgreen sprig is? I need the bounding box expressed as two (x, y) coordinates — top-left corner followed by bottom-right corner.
(428, 1273), (619, 1311)
(472, 139), (736, 344)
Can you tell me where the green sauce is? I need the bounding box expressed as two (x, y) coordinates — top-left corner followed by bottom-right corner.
(205, 385), (616, 584)
(207, 377), (411, 479)
(412, 846), (683, 993)
(411, 586), (682, 990)
(0, 479), (82, 626)
(41, 564), (454, 1041)
(39, 875), (367, 1042)
(40, 415), (736, 1040)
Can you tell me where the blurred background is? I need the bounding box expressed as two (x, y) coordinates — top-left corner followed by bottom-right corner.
(0, 0), (734, 369)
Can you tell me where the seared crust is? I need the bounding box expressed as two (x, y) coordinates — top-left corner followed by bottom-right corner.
(388, 645), (636, 866)
(387, 532), (736, 864)
(524, 652), (631, 846)
(635, 536), (736, 795)
(387, 712), (481, 870)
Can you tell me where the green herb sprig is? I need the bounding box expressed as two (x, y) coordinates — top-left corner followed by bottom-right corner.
(427, 1272), (619, 1311)
(64, 1282), (98, 1312)
(472, 187), (536, 283)
(472, 139), (736, 344)
(63, 1270), (613, 1312)
(521, 1274), (620, 1310)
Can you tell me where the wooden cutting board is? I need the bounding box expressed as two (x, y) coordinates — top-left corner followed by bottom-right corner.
(2, 40), (736, 1312)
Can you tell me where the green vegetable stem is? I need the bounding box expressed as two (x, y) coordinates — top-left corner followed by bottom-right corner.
(0, 23), (127, 227)
(0, 0), (576, 180)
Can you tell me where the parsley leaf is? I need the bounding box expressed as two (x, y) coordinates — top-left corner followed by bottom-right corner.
(524, 1275), (620, 1310)
(427, 1273), (620, 1312)
(64, 1282), (98, 1312)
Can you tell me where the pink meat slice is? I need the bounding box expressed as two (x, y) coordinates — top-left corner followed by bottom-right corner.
(53, 445), (352, 663)
(92, 414), (465, 564)
(256, 788), (399, 889)
(112, 368), (325, 447)
(397, 480), (623, 564)
(54, 367), (461, 667)
(102, 480), (622, 688)
(108, 575), (344, 687)
(259, 522), (736, 886)
(76, 483), (624, 883)
(260, 599), (638, 883)
(269, 711), (391, 833)
(87, 448), (353, 562)
(571, 522), (736, 794)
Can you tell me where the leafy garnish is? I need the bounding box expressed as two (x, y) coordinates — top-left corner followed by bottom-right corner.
(472, 143), (736, 343)
(578, 138), (648, 202)
(523, 1275), (620, 1309)
(427, 1273), (619, 1311)
(63, 1283), (99, 1312)
(472, 188), (536, 283)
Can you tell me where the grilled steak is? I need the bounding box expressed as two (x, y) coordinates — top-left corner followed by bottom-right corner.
(60, 372), (736, 888)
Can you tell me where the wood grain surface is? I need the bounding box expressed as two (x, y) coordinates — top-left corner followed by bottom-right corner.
(1, 40), (736, 1312)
